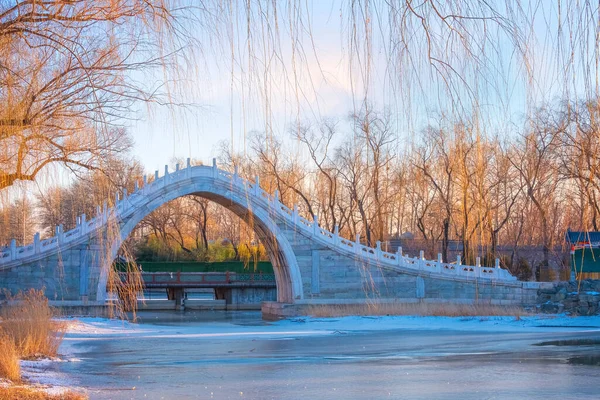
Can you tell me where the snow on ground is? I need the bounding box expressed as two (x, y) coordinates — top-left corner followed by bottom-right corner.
(63, 316), (142, 335)
(278, 314), (600, 334)
(20, 357), (83, 396)
(61, 314), (600, 342)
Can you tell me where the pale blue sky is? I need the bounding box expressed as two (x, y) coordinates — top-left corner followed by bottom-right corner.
(127, 0), (592, 173)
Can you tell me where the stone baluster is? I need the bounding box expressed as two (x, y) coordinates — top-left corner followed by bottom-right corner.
(333, 225), (339, 245)
(10, 239), (16, 260)
(212, 158), (217, 178)
(56, 225), (64, 244)
(418, 250), (425, 270)
(456, 255), (462, 274)
(164, 165), (169, 185)
(186, 158), (191, 177)
(397, 246), (403, 266)
(495, 258), (500, 269)
(34, 233), (40, 254)
(475, 256), (481, 277)
(254, 176), (260, 196)
(134, 181), (139, 192)
(175, 163), (180, 172)
(376, 241), (382, 259)
(143, 175), (148, 186)
(273, 189), (279, 208)
(437, 253), (443, 271)
(234, 165), (239, 182)
(312, 214), (319, 236)
(292, 204), (299, 224)
(155, 170), (159, 181)
(80, 214), (87, 234)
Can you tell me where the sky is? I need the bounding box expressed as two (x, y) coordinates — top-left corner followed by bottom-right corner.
(126, 0), (595, 174)
(129, 1), (357, 172)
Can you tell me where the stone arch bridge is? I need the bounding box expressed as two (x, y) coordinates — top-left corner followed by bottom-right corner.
(0, 161), (544, 316)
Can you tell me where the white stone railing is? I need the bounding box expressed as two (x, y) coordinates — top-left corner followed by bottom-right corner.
(0, 160), (517, 282)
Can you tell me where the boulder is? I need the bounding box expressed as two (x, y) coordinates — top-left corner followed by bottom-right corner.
(577, 305), (591, 316)
(538, 287), (558, 296)
(540, 301), (560, 314)
(553, 287), (567, 301)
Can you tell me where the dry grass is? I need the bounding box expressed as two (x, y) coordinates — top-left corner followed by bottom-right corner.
(303, 302), (529, 318)
(0, 290), (65, 359)
(0, 386), (87, 400)
(0, 332), (20, 383)
(0, 291), (84, 398)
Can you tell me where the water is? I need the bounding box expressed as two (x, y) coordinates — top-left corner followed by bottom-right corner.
(57, 312), (600, 399)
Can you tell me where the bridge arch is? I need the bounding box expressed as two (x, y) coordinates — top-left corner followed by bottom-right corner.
(99, 169), (304, 304)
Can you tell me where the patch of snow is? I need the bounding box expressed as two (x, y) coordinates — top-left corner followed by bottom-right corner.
(61, 315), (600, 344)
(585, 291), (600, 295)
(61, 317), (141, 335)
(20, 357), (85, 396)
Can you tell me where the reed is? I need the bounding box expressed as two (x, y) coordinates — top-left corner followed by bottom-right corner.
(0, 331), (20, 382)
(0, 386), (87, 399)
(0, 289), (65, 359)
(303, 302), (529, 318)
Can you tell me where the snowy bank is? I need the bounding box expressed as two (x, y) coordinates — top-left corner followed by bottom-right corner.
(62, 314), (600, 343)
(19, 357), (83, 396)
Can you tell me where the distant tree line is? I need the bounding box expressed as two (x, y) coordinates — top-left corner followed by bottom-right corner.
(217, 102), (600, 277)
(1, 100), (599, 279)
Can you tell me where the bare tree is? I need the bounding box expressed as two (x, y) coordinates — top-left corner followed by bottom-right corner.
(293, 120), (339, 231)
(0, 197), (35, 246)
(411, 126), (455, 262)
(353, 110), (397, 244)
(0, 0), (190, 190)
(557, 101), (600, 230)
(510, 109), (562, 267)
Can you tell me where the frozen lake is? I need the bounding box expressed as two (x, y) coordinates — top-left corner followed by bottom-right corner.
(52, 311), (600, 399)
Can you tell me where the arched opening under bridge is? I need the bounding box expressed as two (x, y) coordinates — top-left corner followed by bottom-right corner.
(98, 176), (303, 305)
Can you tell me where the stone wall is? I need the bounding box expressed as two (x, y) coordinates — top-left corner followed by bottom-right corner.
(0, 243), (102, 301)
(282, 227), (540, 307)
(537, 280), (600, 315)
